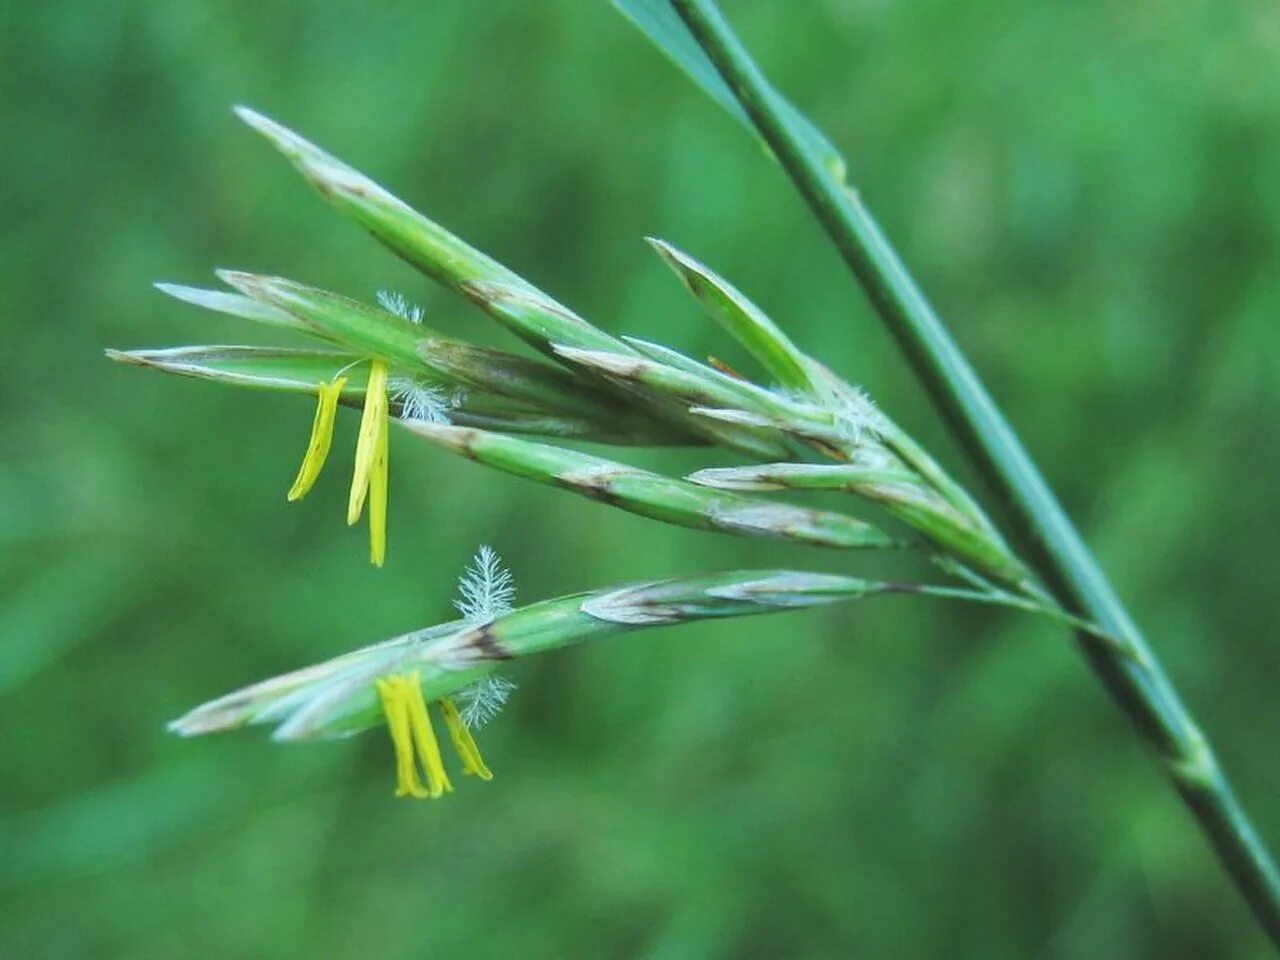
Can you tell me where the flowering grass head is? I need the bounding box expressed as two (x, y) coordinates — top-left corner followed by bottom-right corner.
(165, 554), (986, 801)
(120, 109), (1086, 810)
(110, 108), (1038, 595)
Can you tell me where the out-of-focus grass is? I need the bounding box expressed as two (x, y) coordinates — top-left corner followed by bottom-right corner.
(3, 1), (1279, 956)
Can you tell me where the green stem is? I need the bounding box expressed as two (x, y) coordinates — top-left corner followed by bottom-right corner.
(908, 582), (1120, 648)
(669, 0), (1280, 943)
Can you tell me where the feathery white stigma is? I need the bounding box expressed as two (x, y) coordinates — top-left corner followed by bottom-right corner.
(454, 675), (516, 729)
(455, 545), (516, 622)
(377, 288), (425, 325)
(838, 385), (887, 442)
(453, 545), (518, 728)
(390, 377), (457, 424)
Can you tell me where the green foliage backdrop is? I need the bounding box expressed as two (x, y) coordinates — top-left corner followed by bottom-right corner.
(4, 1), (1278, 956)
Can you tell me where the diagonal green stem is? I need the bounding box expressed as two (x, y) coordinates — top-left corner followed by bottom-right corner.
(668, 0), (1280, 944)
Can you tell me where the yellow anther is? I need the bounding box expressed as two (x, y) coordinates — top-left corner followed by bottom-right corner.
(367, 400), (389, 567)
(375, 672), (495, 801)
(348, 359), (389, 526)
(375, 676), (428, 799)
(287, 377), (347, 501)
(402, 671), (452, 798)
(439, 697), (494, 780)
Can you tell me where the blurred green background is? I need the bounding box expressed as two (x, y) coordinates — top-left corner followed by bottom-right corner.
(4, 1), (1279, 956)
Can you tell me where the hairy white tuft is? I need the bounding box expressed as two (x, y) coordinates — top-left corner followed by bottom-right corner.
(454, 675), (517, 729)
(454, 545), (516, 622)
(376, 288), (425, 325)
(380, 289), (463, 423)
(389, 377), (459, 424)
(452, 546), (518, 728)
(838, 385), (887, 442)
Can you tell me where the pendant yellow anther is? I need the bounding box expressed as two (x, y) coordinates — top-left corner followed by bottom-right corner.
(440, 697), (494, 780)
(348, 360), (389, 525)
(403, 672), (452, 798)
(375, 672), (495, 801)
(376, 676), (429, 799)
(287, 377), (347, 501)
(367, 401), (389, 567)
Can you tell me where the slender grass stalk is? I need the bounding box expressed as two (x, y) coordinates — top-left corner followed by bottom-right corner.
(665, 0), (1280, 940)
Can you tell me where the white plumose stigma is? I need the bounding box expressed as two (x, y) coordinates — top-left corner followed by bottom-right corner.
(455, 545), (517, 622)
(389, 377), (457, 423)
(832, 384), (886, 445)
(454, 545), (518, 728)
(454, 675), (516, 729)
(376, 288), (425, 325)
(379, 289), (462, 424)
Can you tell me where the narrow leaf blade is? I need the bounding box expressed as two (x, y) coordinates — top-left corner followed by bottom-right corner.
(611, 0), (848, 180)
